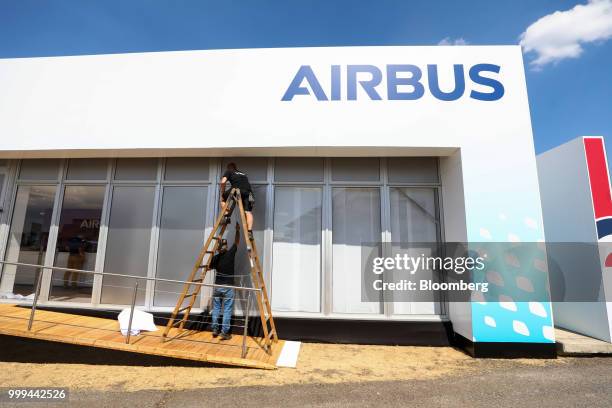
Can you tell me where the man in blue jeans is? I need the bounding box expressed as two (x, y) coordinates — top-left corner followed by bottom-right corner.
(210, 222), (240, 340)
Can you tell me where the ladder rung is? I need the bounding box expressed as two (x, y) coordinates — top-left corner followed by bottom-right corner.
(205, 251), (214, 254)
(171, 319), (183, 326)
(184, 292), (197, 298)
(192, 278), (203, 282)
(178, 306), (191, 312)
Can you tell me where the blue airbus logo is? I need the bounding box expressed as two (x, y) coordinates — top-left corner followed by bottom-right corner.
(281, 64), (504, 102)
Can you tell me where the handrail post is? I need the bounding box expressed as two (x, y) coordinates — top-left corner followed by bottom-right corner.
(27, 266), (44, 331)
(241, 289), (252, 359)
(126, 282), (138, 344)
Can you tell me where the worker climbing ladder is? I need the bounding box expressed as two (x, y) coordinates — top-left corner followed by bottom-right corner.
(162, 188), (278, 352)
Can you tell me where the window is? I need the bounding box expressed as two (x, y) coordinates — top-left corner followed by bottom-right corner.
(49, 186), (106, 302)
(0, 174), (5, 208)
(221, 158), (267, 181)
(114, 158), (158, 181)
(331, 158), (380, 182)
(272, 187), (322, 312)
(1, 156), (444, 319)
(66, 159), (108, 180)
(0, 160), (8, 207)
(101, 186), (156, 305)
(332, 187), (382, 314)
(225, 185), (268, 290)
(389, 188), (441, 315)
(154, 186), (208, 306)
(387, 158), (438, 183)
(19, 160), (60, 181)
(0, 185), (56, 296)
(164, 158), (209, 181)
(389, 188), (439, 243)
(274, 158), (324, 182)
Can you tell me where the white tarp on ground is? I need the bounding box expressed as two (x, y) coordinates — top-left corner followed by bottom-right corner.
(276, 341), (301, 368)
(0, 292), (34, 300)
(117, 308), (158, 336)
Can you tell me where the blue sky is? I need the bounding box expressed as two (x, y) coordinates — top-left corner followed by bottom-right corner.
(0, 0), (610, 156)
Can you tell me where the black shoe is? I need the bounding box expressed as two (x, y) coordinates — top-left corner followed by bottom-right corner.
(222, 216), (231, 225)
(219, 332), (232, 341)
(212, 329), (219, 338)
(248, 230), (254, 241)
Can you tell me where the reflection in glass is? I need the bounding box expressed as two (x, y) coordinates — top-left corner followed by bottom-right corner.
(101, 186), (155, 305)
(49, 186), (105, 302)
(0, 185), (56, 296)
(272, 187), (322, 312)
(332, 188), (382, 314)
(154, 186), (207, 306)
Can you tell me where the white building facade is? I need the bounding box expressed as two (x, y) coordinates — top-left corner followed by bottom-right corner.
(0, 46), (555, 354)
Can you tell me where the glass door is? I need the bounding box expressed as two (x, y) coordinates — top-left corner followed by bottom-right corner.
(0, 185), (56, 297)
(48, 185), (106, 303)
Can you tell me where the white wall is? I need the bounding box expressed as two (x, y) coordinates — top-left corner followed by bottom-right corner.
(0, 46), (553, 343)
(537, 138), (597, 242)
(538, 137), (612, 342)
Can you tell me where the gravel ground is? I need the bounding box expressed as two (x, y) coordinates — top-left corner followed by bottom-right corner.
(0, 335), (610, 407)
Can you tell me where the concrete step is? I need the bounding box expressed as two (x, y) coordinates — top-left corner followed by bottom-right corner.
(555, 328), (612, 355)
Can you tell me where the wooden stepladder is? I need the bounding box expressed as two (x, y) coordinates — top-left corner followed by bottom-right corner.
(162, 188), (278, 352)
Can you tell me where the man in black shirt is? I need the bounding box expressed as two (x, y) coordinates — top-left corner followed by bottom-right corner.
(209, 222), (240, 340)
(220, 162), (255, 240)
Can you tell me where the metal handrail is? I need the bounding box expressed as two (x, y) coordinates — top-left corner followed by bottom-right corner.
(0, 259), (259, 358)
(0, 260), (261, 292)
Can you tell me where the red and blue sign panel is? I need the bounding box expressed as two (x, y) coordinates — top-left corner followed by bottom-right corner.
(584, 137), (612, 241)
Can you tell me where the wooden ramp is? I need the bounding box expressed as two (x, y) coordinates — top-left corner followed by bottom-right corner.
(0, 304), (283, 369)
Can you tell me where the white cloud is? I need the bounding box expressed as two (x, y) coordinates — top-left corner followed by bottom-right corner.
(520, 0), (612, 68)
(438, 37), (468, 46)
